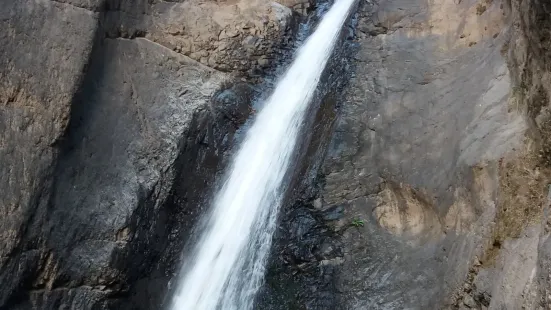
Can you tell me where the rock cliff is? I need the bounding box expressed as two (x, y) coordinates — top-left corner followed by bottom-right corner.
(259, 0), (551, 309)
(2, 0), (551, 309)
(0, 0), (301, 309)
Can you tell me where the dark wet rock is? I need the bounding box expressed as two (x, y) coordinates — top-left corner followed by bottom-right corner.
(212, 83), (254, 126)
(320, 205), (344, 221)
(256, 202), (343, 310)
(288, 209), (318, 241)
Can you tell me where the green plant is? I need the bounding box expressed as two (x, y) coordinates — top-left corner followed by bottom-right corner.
(351, 218), (365, 227)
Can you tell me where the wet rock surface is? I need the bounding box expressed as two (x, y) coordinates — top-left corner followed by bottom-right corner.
(261, 0), (551, 309)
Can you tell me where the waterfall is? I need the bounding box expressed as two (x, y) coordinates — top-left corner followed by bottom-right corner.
(170, 0), (356, 308)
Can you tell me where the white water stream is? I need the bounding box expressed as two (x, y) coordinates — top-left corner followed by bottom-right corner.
(170, 0), (356, 308)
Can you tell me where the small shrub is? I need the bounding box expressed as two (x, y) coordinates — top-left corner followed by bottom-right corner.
(351, 218), (365, 227)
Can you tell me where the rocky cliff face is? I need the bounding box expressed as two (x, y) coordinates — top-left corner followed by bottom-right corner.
(260, 0), (551, 309)
(0, 0), (303, 309)
(2, 0), (551, 309)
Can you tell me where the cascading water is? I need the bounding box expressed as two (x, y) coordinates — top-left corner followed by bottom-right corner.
(170, 0), (356, 309)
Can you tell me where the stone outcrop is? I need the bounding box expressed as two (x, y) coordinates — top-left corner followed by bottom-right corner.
(148, 0), (298, 75)
(0, 0), (301, 309)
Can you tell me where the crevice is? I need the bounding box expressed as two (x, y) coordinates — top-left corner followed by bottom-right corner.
(105, 37), (232, 76)
(48, 0), (104, 13)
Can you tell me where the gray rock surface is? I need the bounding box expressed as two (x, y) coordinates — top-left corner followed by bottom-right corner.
(0, 0), (300, 309)
(1, 0), (98, 307)
(3, 0), (551, 309)
(260, 0), (551, 309)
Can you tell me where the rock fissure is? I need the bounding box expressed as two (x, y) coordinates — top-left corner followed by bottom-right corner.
(47, 0), (103, 13)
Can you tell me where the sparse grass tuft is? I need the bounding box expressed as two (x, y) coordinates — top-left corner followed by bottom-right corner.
(351, 218), (365, 227)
